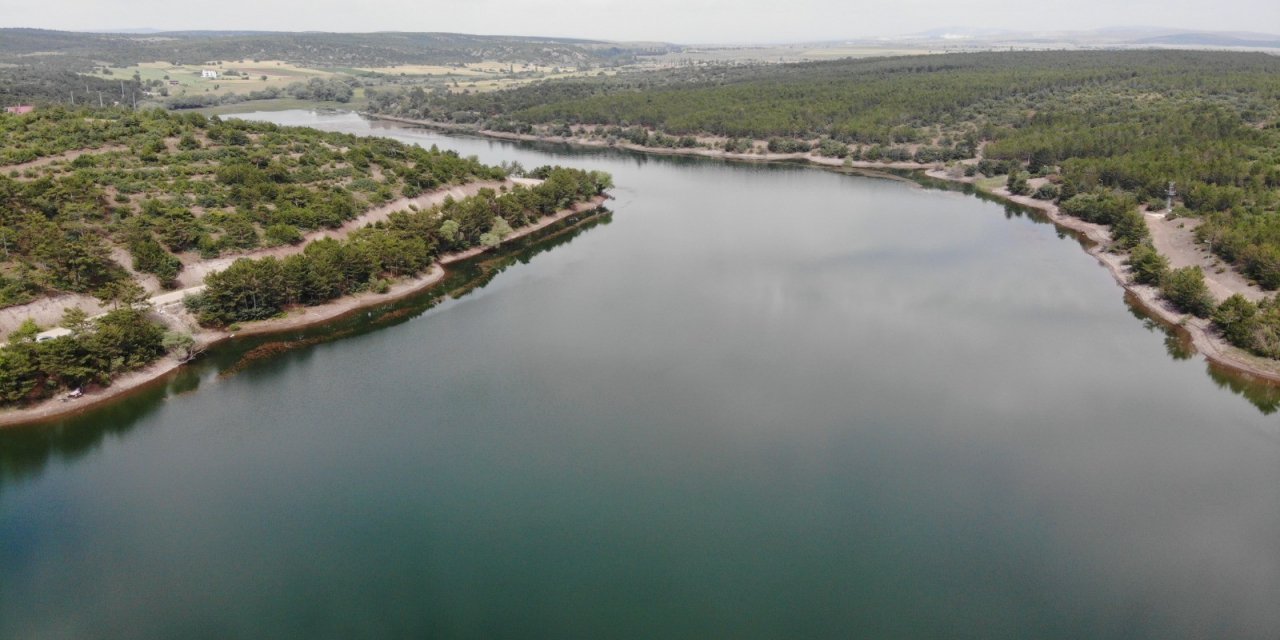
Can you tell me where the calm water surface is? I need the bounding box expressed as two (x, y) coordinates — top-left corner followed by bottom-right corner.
(2, 111), (1278, 639)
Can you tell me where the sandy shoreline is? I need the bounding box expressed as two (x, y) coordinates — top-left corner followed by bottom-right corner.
(370, 114), (1280, 385)
(9, 111), (1278, 425)
(0, 194), (608, 428)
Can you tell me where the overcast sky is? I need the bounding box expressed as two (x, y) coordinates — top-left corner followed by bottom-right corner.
(2, 0), (1277, 43)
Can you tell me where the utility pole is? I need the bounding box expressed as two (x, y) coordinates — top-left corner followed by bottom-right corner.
(70, 90), (74, 106)
(98, 92), (103, 108)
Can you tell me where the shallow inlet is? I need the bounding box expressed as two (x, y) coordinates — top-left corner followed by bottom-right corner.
(2, 111), (1278, 639)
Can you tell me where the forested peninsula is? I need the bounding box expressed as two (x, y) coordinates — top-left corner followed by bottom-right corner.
(367, 50), (1280, 374)
(0, 107), (611, 423)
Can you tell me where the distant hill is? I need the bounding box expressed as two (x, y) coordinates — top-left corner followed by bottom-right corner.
(890, 26), (1280, 50)
(0, 28), (681, 69)
(1135, 32), (1280, 48)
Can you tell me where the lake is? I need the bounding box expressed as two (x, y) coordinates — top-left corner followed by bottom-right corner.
(2, 110), (1278, 639)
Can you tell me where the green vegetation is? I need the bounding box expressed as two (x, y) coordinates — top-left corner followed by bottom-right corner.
(0, 305), (167, 407)
(369, 51), (1279, 282)
(161, 77), (359, 111)
(0, 67), (143, 108)
(367, 49), (1280, 361)
(0, 106), (502, 306)
(1161, 266), (1216, 318)
(0, 29), (671, 69)
(1058, 191), (1148, 249)
(184, 167), (609, 325)
(1125, 243), (1169, 286)
(1212, 294), (1280, 358)
(0, 29), (683, 115)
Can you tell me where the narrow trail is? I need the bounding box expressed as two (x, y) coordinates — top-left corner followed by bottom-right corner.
(1, 179), (520, 337)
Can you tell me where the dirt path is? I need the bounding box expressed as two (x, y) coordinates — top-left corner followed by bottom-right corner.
(1, 179), (517, 338)
(0, 194), (608, 428)
(0, 145), (129, 176)
(0, 294), (108, 338)
(173, 180), (513, 287)
(1146, 213), (1265, 302)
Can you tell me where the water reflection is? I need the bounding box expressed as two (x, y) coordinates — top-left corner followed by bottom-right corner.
(5, 112), (1280, 639)
(0, 208), (611, 489)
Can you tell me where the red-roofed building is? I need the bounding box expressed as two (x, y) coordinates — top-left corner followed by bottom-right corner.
(5, 105), (34, 115)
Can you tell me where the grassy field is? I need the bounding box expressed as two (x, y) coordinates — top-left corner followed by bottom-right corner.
(87, 60), (336, 97)
(974, 176), (1006, 193)
(86, 58), (611, 99)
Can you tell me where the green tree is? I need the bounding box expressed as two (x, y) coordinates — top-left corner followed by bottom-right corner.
(1162, 266), (1215, 318)
(1125, 244), (1169, 286)
(9, 318), (40, 344)
(1213, 294), (1259, 348)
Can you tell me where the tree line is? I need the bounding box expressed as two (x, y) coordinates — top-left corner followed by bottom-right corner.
(368, 49), (1280, 362)
(185, 166), (611, 325)
(0, 305), (170, 407)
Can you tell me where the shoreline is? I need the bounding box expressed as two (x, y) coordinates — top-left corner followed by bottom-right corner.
(0, 194), (608, 429)
(369, 114), (1280, 385)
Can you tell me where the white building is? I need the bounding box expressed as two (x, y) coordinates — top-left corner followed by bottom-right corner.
(201, 69), (219, 79)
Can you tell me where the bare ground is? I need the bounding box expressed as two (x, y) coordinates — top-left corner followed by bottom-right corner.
(1146, 213), (1265, 302)
(0, 180), (515, 338)
(1, 145), (129, 177)
(0, 294), (107, 337)
(173, 180), (514, 287)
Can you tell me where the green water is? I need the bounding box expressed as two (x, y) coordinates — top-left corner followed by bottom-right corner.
(2, 111), (1278, 639)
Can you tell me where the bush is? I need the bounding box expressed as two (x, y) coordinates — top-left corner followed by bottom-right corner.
(1214, 294), (1259, 348)
(766, 138), (811, 154)
(1126, 243), (1169, 285)
(817, 138), (850, 158)
(1110, 208), (1150, 249)
(1212, 294), (1280, 358)
(1162, 266), (1215, 318)
(264, 223), (304, 247)
(1033, 184), (1059, 200)
(1006, 171), (1030, 195)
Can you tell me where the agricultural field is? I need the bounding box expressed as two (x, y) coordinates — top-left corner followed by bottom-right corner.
(86, 60), (337, 98)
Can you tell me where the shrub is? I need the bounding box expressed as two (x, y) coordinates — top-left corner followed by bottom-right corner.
(1006, 171), (1030, 195)
(1033, 184), (1059, 200)
(1126, 243), (1169, 285)
(1162, 266), (1215, 318)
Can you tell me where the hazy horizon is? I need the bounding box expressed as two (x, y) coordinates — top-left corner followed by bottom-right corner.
(2, 0), (1278, 45)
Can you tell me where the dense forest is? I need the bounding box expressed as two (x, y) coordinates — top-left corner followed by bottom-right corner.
(369, 49), (1280, 360)
(185, 166), (610, 325)
(0, 305), (169, 407)
(0, 29), (675, 70)
(0, 67), (144, 108)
